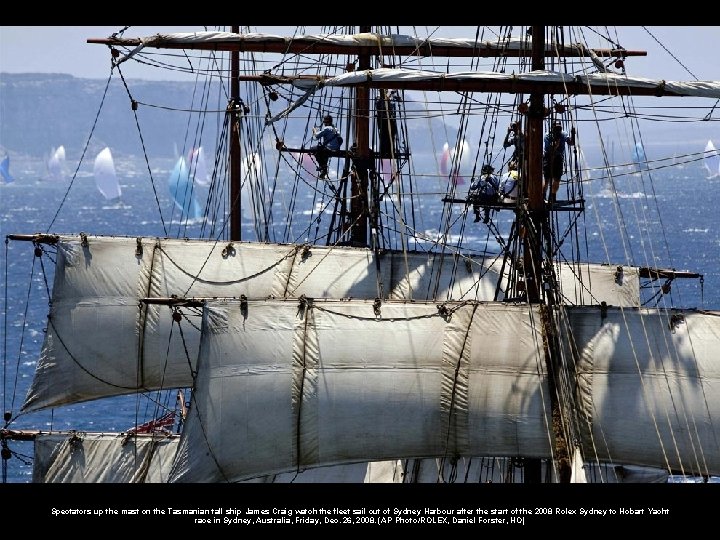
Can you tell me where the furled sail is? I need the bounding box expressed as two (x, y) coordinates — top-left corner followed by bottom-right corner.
(289, 68), (720, 98)
(169, 299), (553, 482)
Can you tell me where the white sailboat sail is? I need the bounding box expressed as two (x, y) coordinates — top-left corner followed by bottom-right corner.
(703, 140), (720, 179)
(187, 146), (210, 186)
(439, 139), (470, 186)
(168, 156), (202, 221)
(46, 145), (66, 182)
(93, 147), (121, 200)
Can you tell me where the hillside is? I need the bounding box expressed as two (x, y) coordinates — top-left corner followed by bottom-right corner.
(0, 73), (220, 160)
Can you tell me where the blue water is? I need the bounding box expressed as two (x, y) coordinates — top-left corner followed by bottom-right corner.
(1, 155), (718, 483)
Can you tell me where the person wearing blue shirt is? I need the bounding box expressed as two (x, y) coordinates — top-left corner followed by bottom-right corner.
(312, 114), (342, 178)
(543, 120), (575, 202)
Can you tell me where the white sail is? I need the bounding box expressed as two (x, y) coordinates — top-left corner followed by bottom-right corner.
(567, 306), (720, 476)
(187, 146), (210, 186)
(703, 140), (720, 179)
(46, 145), (66, 181)
(93, 147), (121, 200)
(168, 156), (201, 220)
(33, 432), (178, 483)
(364, 456), (668, 483)
(170, 301), (720, 482)
(169, 299), (552, 483)
(439, 140), (471, 186)
(22, 235), (644, 412)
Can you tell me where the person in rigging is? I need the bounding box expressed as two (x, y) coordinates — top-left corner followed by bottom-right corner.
(499, 159), (519, 203)
(468, 164), (500, 223)
(376, 89), (399, 158)
(503, 121), (525, 165)
(543, 120), (575, 203)
(312, 114), (343, 179)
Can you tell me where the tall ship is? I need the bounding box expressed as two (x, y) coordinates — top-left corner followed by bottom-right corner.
(2, 25), (719, 485)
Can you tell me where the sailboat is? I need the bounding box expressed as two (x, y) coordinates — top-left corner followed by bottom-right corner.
(439, 139), (470, 186)
(631, 141), (650, 172)
(93, 146), (122, 204)
(188, 146), (210, 186)
(168, 155), (203, 223)
(0, 155), (14, 184)
(3, 26), (720, 490)
(703, 139), (720, 179)
(46, 145), (67, 182)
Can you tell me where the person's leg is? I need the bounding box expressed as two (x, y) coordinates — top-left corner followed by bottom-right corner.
(316, 148), (329, 177)
(550, 159), (563, 202)
(543, 162), (551, 198)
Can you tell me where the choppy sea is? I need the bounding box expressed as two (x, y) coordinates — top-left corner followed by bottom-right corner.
(1, 154), (719, 483)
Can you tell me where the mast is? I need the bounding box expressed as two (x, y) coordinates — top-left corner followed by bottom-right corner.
(229, 24), (242, 241)
(351, 25), (371, 247)
(525, 25), (571, 483)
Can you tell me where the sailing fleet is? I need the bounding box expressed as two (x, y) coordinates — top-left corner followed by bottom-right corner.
(2, 26), (720, 485)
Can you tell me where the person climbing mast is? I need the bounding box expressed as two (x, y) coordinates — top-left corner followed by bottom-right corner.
(312, 114), (343, 179)
(542, 120), (575, 203)
(503, 121), (525, 164)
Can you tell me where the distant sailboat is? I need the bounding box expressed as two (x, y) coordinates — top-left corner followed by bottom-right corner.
(632, 141), (649, 171)
(187, 146), (210, 186)
(439, 139), (470, 186)
(46, 145), (67, 181)
(93, 147), (122, 202)
(703, 140), (720, 179)
(168, 156), (202, 222)
(0, 155), (14, 184)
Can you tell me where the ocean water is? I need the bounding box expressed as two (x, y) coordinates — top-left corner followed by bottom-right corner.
(1, 155), (718, 483)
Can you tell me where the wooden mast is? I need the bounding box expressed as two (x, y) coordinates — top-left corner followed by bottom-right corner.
(229, 25), (242, 241)
(351, 25), (371, 247)
(525, 25), (572, 483)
